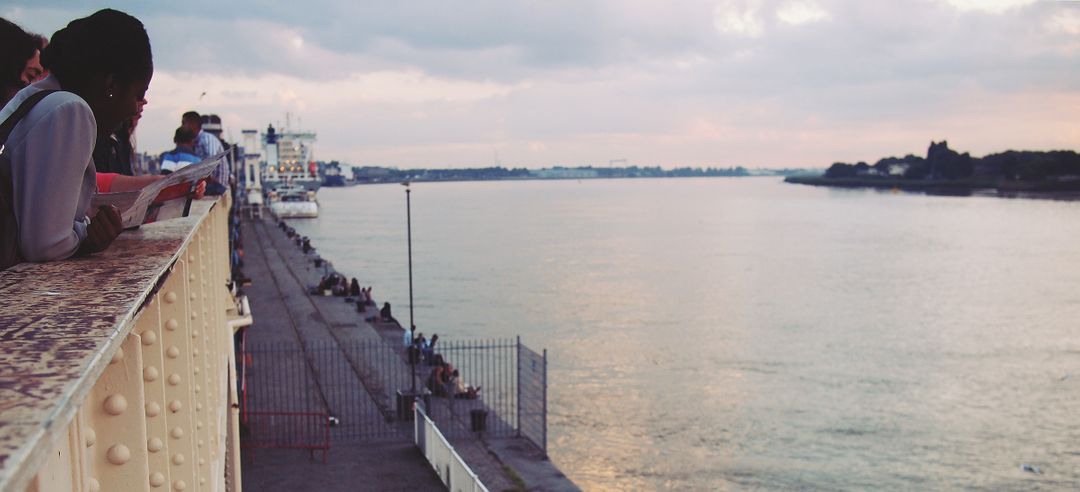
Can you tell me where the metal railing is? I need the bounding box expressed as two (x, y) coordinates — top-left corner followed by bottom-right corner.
(240, 412), (329, 463)
(0, 195), (244, 492)
(414, 404), (489, 492)
(240, 337), (547, 446)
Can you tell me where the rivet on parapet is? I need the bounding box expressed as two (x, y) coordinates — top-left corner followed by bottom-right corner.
(189, 273), (196, 282)
(193, 367), (200, 375)
(104, 395), (127, 415)
(164, 292), (177, 304)
(188, 254), (194, 262)
(199, 478), (205, 485)
(145, 402), (161, 417)
(197, 440), (203, 448)
(85, 428), (96, 447)
(199, 458), (205, 466)
(144, 366), (159, 382)
(169, 400), (182, 412)
(195, 403), (202, 412)
(148, 437), (163, 453)
(174, 479), (187, 491)
(166, 346), (180, 358)
(107, 444), (131, 465)
(165, 319), (179, 331)
(87, 478), (101, 492)
(171, 453), (185, 465)
(150, 472), (166, 487)
(190, 292), (196, 301)
(194, 385), (201, 394)
(168, 374), (181, 386)
(170, 427), (183, 439)
(192, 348), (199, 357)
(142, 330), (158, 345)
(110, 348), (124, 364)
(190, 311), (197, 320)
(192, 330), (199, 338)
(196, 421), (202, 429)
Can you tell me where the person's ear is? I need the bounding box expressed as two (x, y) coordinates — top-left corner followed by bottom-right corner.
(103, 73), (118, 99)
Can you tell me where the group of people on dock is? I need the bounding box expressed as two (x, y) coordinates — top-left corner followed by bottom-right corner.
(0, 10), (240, 271)
(407, 329), (481, 400)
(277, 212), (481, 402)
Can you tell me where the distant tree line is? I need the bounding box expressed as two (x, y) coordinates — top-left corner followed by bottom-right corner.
(345, 164), (779, 183)
(824, 141), (1080, 182)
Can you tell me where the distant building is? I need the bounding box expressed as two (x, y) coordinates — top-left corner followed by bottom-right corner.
(532, 168), (599, 179)
(352, 166), (395, 182)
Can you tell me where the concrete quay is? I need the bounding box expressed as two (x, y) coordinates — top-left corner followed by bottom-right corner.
(238, 214), (578, 491)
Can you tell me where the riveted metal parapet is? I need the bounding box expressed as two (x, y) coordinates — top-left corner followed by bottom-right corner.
(0, 196), (243, 492)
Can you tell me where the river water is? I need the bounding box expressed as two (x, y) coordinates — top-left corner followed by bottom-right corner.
(286, 177), (1080, 490)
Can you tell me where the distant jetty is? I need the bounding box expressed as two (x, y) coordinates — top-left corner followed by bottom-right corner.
(785, 141), (1080, 195)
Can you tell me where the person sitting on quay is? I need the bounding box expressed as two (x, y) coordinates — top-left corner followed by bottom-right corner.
(365, 286), (376, 306)
(349, 278), (361, 297)
(422, 333), (438, 364)
(334, 275), (349, 296)
(159, 126), (199, 174)
(427, 359), (446, 396)
(453, 372), (481, 400)
(445, 368), (459, 402)
(1, 9), (154, 265)
(382, 302), (395, 324)
(407, 335), (423, 366)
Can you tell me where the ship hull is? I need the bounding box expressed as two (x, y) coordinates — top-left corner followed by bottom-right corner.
(270, 200), (319, 218)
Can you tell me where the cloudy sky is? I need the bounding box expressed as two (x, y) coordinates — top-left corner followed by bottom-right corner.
(4, 1), (1079, 168)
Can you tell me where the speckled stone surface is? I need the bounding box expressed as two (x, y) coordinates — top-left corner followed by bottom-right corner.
(0, 199), (219, 491)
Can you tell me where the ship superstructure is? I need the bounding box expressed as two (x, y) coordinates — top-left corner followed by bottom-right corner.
(242, 121), (320, 218)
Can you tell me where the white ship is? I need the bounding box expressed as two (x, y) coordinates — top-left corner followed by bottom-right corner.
(242, 121), (320, 218)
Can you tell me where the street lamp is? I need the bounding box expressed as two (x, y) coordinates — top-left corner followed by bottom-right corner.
(404, 181), (416, 391)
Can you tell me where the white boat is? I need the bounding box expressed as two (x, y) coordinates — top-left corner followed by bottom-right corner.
(243, 120), (321, 218)
(267, 185), (318, 218)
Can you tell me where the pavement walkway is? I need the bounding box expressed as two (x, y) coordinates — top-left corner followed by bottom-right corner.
(239, 215), (578, 491)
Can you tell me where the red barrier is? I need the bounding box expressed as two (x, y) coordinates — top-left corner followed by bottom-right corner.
(240, 411), (330, 463)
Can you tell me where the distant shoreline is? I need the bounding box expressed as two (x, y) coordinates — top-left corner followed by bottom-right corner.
(784, 175), (1080, 200)
(334, 174), (787, 187)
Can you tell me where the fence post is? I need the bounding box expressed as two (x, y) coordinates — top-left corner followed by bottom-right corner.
(542, 348), (548, 454)
(516, 336), (522, 438)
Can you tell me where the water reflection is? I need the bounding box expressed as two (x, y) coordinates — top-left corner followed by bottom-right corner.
(292, 178), (1080, 490)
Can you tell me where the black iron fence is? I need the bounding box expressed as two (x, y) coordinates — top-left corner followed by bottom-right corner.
(240, 337), (546, 450)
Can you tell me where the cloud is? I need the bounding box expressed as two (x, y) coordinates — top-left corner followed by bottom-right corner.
(4, 1), (1079, 168)
(714, 0), (766, 37)
(776, 0), (830, 25)
(942, 0), (1037, 15)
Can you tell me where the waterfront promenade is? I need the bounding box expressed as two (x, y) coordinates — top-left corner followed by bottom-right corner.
(239, 214), (577, 490)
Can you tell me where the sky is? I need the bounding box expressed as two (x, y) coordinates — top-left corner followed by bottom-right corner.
(3, 0), (1079, 169)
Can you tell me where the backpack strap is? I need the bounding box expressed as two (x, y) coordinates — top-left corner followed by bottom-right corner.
(0, 89), (60, 271)
(0, 90), (59, 150)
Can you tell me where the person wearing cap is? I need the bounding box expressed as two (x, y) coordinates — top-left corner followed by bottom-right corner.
(159, 126), (200, 174)
(181, 110), (227, 194)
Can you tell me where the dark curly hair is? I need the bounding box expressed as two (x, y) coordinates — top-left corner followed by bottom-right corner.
(0, 17), (36, 89)
(40, 9), (152, 89)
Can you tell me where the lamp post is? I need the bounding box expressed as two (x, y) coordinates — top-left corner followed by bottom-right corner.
(405, 182), (416, 392)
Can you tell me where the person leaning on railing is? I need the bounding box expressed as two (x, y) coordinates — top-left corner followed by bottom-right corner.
(0, 9), (151, 264)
